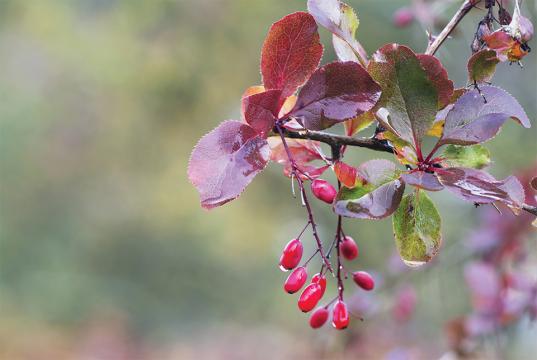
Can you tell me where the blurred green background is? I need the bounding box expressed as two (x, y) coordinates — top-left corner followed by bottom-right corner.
(0, 0), (536, 359)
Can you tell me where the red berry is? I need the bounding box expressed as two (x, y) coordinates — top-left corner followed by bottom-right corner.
(298, 283), (323, 312)
(312, 273), (327, 297)
(352, 271), (375, 291)
(332, 300), (349, 330)
(393, 7), (414, 28)
(311, 179), (337, 204)
(279, 239), (303, 271)
(340, 236), (358, 260)
(309, 307), (329, 329)
(284, 267), (308, 294)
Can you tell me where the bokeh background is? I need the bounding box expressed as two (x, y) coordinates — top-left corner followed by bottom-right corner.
(0, 0), (536, 359)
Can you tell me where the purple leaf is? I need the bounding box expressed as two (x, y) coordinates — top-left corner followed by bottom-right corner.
(437, 167), (525, 208)
(334, 159), (404, 219)
(242, 89), (282, 137)
(440, 85), (531, 146)
(401, 171), (444, 191)
(290, 61), (381, 130)
(188, 121), (270, 209)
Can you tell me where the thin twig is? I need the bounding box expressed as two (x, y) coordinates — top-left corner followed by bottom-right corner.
(336, 204), (344, 300)
(425, 0), (480, 55)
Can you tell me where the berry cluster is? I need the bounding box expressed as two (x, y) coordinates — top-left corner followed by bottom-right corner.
(279, 179), (375, 330)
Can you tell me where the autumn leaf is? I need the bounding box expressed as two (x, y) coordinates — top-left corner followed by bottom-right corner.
(261, 12), (323, 98)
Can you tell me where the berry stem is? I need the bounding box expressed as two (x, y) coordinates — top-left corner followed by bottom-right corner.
(276, 124), (334, 274)
(297, 221), (311, 239)
(335, 181), (345, 301)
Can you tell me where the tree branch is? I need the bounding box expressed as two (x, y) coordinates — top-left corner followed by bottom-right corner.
(425, 0), (480, 55)
(522, 204), (537, 216)
(274, 127), (394, 154)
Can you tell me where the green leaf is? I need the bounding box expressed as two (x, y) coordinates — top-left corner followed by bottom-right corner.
(467, 49), (499, 84)
(334, 160), (405, 219)
(368, 44), (439, 148)
(393, 191), (442, 267)
(441, 144), (491, 169)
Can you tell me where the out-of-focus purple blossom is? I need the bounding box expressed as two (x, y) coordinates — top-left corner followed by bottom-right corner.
(464, 262), (502, 315)
(385, 347), (414, 360)
(388, 250), (410, 275)
(465, 314), (496, 337)
(392, 285), (417, 323)
(348, 289), (380, 318)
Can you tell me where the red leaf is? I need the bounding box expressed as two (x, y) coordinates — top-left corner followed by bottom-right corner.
(417, 54), (454, 109)
(437, 167), (525, 208)
(188, 121), (270, 209)
(290, 61), (381, 130)
(241, 89), (282, 137)
(334, 161), (357, 188)
(268, 137), (327, 179)
(261, 12), (323, 98)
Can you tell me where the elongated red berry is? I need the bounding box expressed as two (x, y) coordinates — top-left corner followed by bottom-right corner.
(279, 238), (303, 271)
(340, 236), (358, 260)
(332, 300), (349, 330)
(284, 267), (308, 294)
(309, 307), (329, 329)
(311, 179), (337, 204)
(312, 273), (327, 297)
(298, 283), (322, 312)
(352, 271), (375, 291)
(393, 7), (414, 28)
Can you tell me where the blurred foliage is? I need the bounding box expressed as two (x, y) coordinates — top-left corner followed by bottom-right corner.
(0, 0), (536, 358)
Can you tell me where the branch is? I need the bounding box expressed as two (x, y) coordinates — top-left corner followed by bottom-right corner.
(425, 0), (480, 55)
(275, 127), (394, 154)
(273, 126), (537, 218)
(522, 204), (537, 216)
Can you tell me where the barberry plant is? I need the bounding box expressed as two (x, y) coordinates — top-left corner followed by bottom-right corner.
(188, 0), (536, 330)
